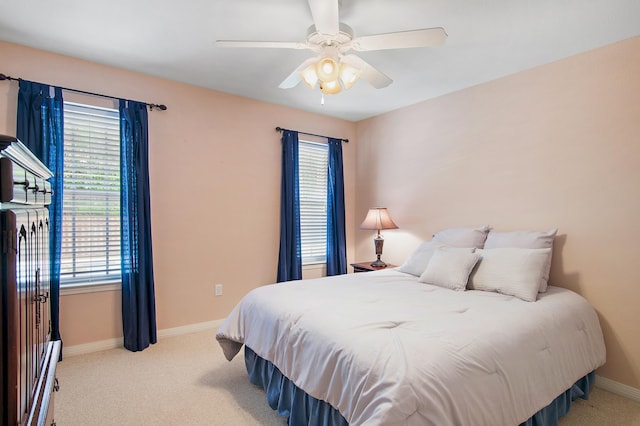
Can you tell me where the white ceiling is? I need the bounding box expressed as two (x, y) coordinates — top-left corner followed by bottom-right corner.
(1, 0), (638, 121)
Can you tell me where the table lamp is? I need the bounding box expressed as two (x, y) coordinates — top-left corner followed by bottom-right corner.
(360, 207), (398, 267)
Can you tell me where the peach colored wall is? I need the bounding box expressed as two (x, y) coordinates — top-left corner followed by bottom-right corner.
(0, 41), (357, 347)
(355, 37), (640, 388)
(2, 36), (638, 390)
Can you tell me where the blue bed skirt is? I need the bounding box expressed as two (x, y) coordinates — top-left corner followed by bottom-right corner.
(245, 346), (595, 426)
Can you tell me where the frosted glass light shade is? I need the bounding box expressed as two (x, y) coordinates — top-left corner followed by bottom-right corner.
(320, 79), (342, 94)
(298, 57), (362, 93)
(299, 65), (318, 89)
(339, 63), (361, 90)
(316, 57), (340, 82)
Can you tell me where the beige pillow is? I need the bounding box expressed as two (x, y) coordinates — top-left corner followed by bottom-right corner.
(468, 248), (552, 302)
(419, 250), (481, 291)
(398, 241), (445, 277)
(483, 229), (557, 292)
(398, 242), (475, 277)
(432, 225), (490, 249)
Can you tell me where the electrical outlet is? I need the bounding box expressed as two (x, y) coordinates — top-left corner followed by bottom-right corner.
(215, 284), (223, 296)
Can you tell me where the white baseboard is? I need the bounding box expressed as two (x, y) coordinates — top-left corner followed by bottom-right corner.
(62, 319), (224, 358)
(596, 375), (640, 402)
(158, 319), (223, 338)
(63, 337), (124, 357)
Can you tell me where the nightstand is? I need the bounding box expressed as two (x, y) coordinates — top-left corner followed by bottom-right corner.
(350, 262), (397, 273)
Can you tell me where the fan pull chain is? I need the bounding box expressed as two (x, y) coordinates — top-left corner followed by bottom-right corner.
(321, 92), (325, 105)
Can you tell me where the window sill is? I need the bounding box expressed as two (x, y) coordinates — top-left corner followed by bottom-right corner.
(60, 280), (121, 296)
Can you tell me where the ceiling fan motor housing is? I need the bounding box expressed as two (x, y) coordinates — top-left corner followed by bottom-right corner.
(306, 23), (354, 51)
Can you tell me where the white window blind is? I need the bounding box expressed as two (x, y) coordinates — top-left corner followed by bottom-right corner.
(61, 102), (121, 284)
(299, 140), (328, 264)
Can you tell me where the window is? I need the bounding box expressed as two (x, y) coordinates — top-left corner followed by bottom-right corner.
(60, 102), (121, 285)
(299, 140), (328, 265)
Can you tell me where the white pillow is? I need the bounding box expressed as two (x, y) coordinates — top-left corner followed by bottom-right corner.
(432, 225), (490, 249)
(468, 248), (552, 302)
(397, 241), (445, 277)
(484, 228), (557, 292)
(398, 242), (474, 277)
(419, 250), (481, 291)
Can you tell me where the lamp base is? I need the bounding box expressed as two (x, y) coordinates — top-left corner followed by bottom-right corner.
(370, 233), (387, 267)
(370, 258), (387, 268)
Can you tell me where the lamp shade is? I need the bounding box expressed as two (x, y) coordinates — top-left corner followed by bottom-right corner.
(316, 57), (340, 82)
(320, 79), (342, 94)
(339, 62), (361, 90)
(360, 208), (398, 231)
(299, 64), (318, 89)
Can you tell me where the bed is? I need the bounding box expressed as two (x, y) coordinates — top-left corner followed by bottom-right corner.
(216, 228), (606, 425)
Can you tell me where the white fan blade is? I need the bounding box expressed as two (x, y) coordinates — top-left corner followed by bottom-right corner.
(278, 57), (320, 89)
(308, 0), (339, 35)
(351, 28), (447, 51)
(216, 40), (307, 49)
(341, 54), (392, 89)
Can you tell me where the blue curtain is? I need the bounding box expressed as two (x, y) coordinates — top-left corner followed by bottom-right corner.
(326, 138), (347, 276)
(17, 80), (64, 346)
(277, 130), (302, 282)
(119, 99), (157, 352)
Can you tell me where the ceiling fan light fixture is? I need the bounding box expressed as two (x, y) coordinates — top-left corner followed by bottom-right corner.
(219, 2), (448, 95)
(320, 79), (342, 94)
(339, 63), (361, 90)
(316, 57), (340, 83)
(299, 65), (319, 89)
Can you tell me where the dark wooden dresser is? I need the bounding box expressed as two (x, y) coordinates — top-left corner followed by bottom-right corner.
(1, 135), (60, 425)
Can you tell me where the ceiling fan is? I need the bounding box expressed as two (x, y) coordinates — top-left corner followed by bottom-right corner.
(216, 0), (447, 95)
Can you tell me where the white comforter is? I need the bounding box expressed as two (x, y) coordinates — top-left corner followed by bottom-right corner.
(216, 269), (606, 426)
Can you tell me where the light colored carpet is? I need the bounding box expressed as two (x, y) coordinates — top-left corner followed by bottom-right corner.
(55, 329), (640, 425)
(55, 329), (285, 425)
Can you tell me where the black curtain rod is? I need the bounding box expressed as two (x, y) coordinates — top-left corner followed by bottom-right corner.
(0, 73), (167, 111)
(275, 126), (348, 143)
